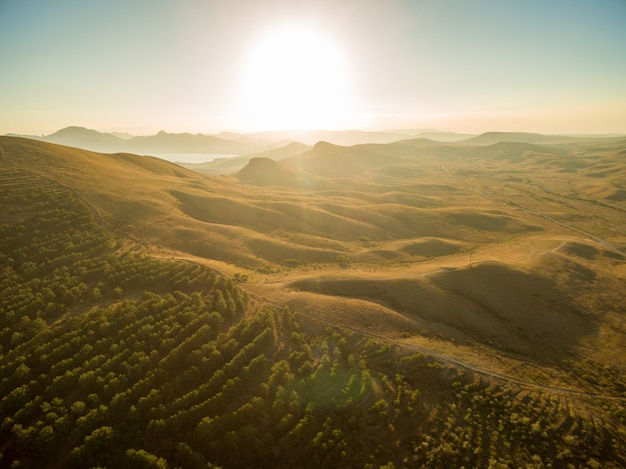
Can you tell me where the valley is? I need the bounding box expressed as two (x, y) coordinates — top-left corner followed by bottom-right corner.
(1, 133), (625, 467)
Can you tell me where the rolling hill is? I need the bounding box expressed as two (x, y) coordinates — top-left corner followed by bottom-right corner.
(1, 133), (626, 467)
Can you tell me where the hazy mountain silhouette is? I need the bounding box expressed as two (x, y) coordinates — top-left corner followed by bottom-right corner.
(35, 126), (405, 156)
(462, 131), (578, 145)
(43, 126), (126, 152)
(467, 141), (566, 162)
(20, 126), (266, 155)
(390, 129), (475, 141)
(125, 130), (260, 154)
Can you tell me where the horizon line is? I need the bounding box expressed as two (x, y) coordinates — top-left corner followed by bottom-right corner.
(5, 125), (626, 139)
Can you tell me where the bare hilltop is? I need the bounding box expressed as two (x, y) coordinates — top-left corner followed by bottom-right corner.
(1, 130), (625, 467)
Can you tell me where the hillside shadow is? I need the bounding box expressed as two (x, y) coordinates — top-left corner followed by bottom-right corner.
(289, 261), (599, 363)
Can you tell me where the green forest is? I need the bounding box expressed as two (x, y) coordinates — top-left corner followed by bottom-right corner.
(1, 166), (625, 468)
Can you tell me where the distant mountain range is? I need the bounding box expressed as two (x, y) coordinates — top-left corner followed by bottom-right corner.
(183, 131), (624, 176)
(8, 126), (619, 163)
(7, 126), (267, 155)
(5, 126), (478, 157)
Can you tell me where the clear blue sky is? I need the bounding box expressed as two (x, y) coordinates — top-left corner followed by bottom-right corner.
(1, 0), (625, 135)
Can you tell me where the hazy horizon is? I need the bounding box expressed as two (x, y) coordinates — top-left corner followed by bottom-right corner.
(7, 125), (626, 140)
(1, 0), (625, 136)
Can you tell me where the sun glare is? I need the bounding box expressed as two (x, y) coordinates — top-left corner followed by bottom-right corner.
(239, 25), (354, 131)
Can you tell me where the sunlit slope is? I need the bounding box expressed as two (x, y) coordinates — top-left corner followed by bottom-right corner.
(0, 136), (204, 225)
(0, 136), (547, 269)
(461, 131), (582, 145)
(0, 137), (252, 265)
(287, 246), (624, 361)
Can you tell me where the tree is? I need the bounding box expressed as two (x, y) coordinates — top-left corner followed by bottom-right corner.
(335, 255), (350, 269)
(125, 449), (168, 469)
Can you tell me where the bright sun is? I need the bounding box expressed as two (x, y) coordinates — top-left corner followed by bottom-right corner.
(239, 25), (354, 131)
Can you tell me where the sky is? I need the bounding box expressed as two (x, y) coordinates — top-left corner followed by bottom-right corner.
(1, 0), (625, 136)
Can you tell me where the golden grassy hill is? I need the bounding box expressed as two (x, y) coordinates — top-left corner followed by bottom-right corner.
(287, 255), (603, 361)
(236, 157), (304, 186)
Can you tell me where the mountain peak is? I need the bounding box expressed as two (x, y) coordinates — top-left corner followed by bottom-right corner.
(49, 126), (105, 137)
(42, 126), (124, 153)
(237, 157), (300, 186)
(312, 140), (342, 150)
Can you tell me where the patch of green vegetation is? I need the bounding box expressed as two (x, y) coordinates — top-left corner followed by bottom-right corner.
(233, 272), (248, 283)
(358, 235), (374, 247)
(256, 264), (282, 275)
(335, 254), (350, 268)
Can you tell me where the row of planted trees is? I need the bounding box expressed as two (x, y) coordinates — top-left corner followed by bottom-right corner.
(1, 166), (625, 468)
(0, 171), (238, 353)
(4, 300), (622, 468)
